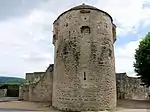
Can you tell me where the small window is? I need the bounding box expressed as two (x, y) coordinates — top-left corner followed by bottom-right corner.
(108, 49), (112, 58)
(84, 72), (86, 80)
(69, 31), (70, 37)
(53, 34), (56, 39)
(80, 9), (91, 13)
(81, 26), (90, 34)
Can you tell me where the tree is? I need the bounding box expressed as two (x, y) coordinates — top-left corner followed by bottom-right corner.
(134, 32), (150, 87)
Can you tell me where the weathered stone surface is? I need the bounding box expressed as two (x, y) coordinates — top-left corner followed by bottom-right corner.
(0, 89), (7, 97)
(22, 84), (29, 101)
(26, 72), (44, 83)
(28, 64), (53, 102)
(116, 73), (150, 100)
(18, 85), (23, 100)
(52, 4), (116, 111)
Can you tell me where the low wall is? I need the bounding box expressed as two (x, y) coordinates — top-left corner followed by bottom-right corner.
(22, 84), (29, 101)
(19, 85), (23, 100)
(26, 72), (44, 83)
(116, 73), (150, 100)
(29, 64), (53, 102)
(22, 69), (150, 102)
(0, 89), (7, 97)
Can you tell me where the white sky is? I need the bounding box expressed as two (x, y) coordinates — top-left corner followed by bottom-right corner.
(0, 0), (150, 78)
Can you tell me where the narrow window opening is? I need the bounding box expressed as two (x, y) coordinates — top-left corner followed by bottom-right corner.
(84, 72), (86, 80)
(81, 26), (90, 34)
(108, 49), (112, 58)
(80, 9), (91, 13)
(53, 34), (56, 39)
(69, 31), (71, 37)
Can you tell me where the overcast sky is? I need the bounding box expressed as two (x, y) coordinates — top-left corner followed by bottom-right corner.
(0, 0), (150, 78)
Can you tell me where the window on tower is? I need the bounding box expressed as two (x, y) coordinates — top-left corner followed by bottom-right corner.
(80, 9), (91, 13)
(81, 26), (90, 34)
(84, 72), (86, 80)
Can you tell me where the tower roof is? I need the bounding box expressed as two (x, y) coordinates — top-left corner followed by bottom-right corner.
(53, 4), (113, 24)
(70, 3), (99, 10)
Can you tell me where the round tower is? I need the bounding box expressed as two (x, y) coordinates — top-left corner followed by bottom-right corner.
(52, 4), (116, 111)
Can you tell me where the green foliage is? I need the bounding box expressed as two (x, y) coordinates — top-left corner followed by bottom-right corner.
(0, 76), (26, 85)
(134, 32), (150, 87)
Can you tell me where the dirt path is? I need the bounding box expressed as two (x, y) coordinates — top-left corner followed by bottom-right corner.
(118, 99), (150, 109)
(0, 99), (150, 112)
(0, 101), (56, 111)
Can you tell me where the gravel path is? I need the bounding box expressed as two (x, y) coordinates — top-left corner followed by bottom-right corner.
(0, 98), (150, 112)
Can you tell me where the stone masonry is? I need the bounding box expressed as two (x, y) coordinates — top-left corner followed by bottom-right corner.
(20, 84), (29, 101)
(0, 89), (7, 97)
(116, 73), (150, 100)
(26, 72), (45, 83)
(52, 4), (116, 111)
(19, 4), (150, 112)
(19, 64), (53, 102)
(28, 64), (53, 102)
(21, 71), (150, 101)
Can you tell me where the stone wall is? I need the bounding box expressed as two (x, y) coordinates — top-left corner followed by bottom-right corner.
(19, 85), (23, 100)
(21, 71), (45, 101)
(21, 71), (150, 102)
(26, 73), (34, 83)
(26, 72), (45, 83)
(28, 64), (53, 102)
(22, 84), (29, 101)
(0, 89), (7, 97)
(116, 73), (150, 100)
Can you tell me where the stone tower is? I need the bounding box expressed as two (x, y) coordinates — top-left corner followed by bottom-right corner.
(52, 4), (116, 111)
